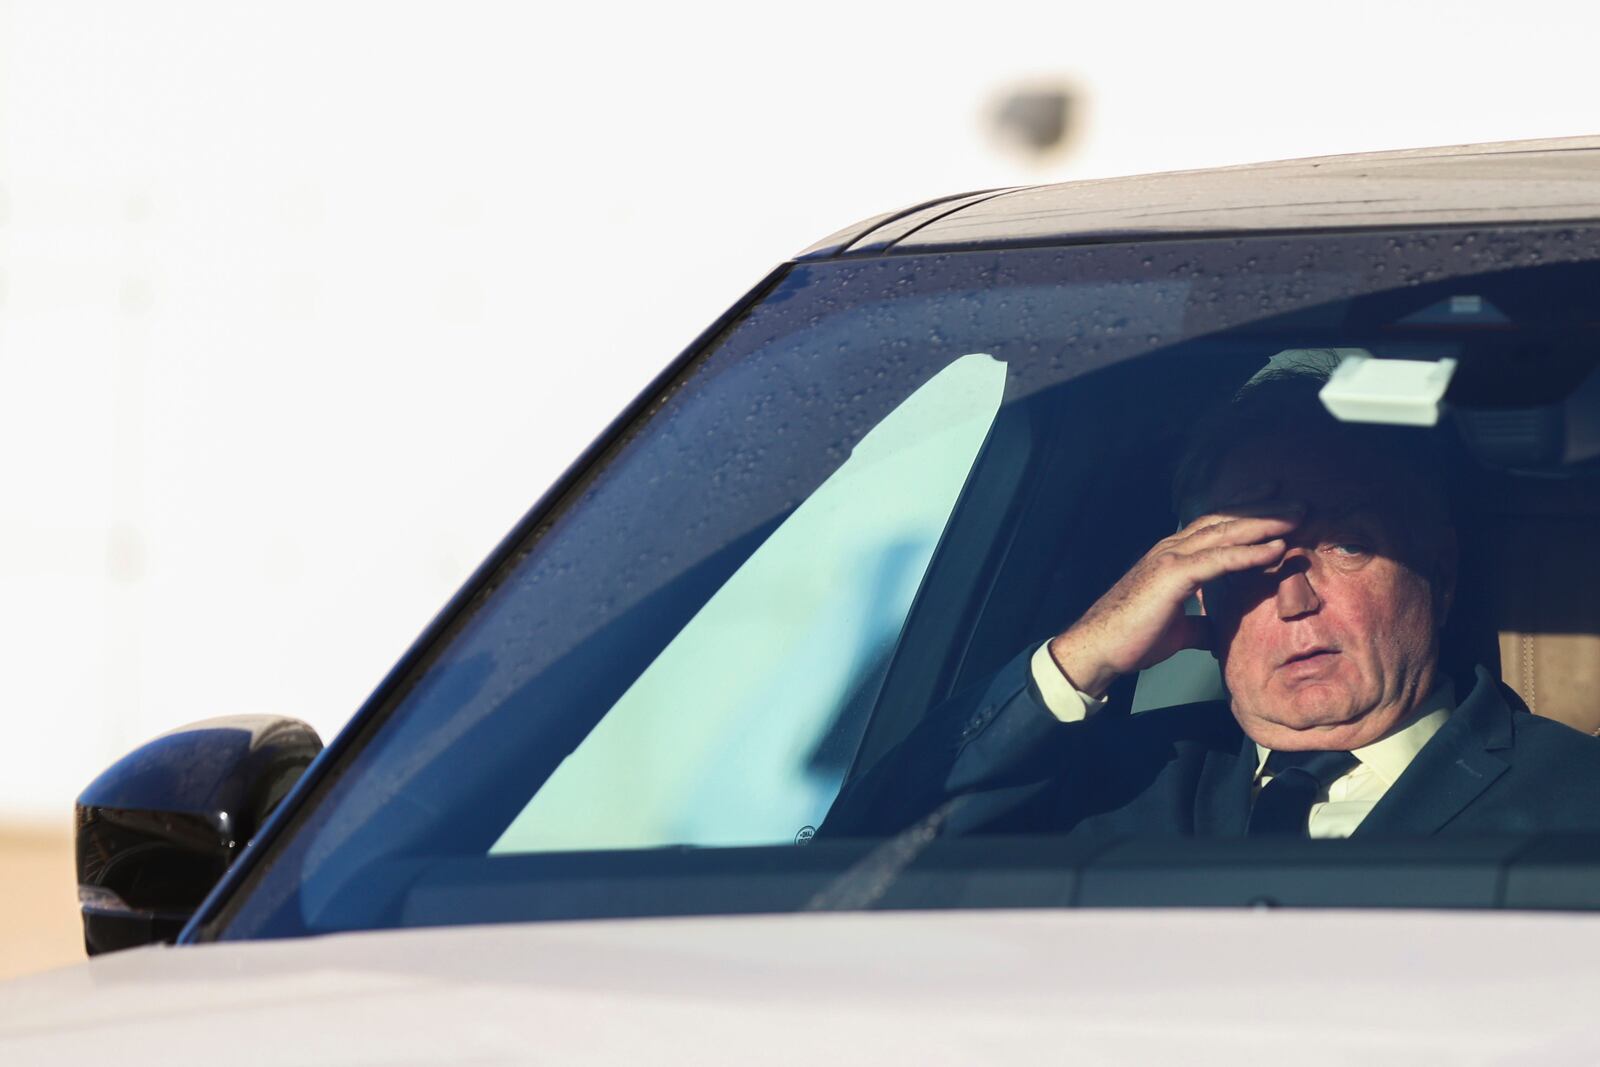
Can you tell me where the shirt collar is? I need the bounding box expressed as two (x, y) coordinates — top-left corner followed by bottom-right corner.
(1253, 680), (1456, 786)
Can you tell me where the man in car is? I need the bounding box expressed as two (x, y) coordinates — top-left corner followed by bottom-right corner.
(826, 370), (1600, 840)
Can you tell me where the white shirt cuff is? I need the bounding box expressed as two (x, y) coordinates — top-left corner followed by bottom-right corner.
(1029, 642), (1109, 723)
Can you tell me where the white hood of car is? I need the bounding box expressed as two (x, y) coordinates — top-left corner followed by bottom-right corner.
(3, 908), (1598, 1064)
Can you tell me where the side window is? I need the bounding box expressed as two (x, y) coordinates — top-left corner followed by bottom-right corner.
(494, 353), (1007, 853)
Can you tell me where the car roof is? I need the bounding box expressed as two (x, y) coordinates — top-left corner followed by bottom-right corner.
(796, 135), (1600, 259)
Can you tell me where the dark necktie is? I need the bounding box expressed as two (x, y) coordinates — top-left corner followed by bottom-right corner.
(1246, 749), (1361, 837)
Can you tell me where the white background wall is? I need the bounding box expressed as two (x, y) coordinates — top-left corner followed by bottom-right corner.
(2, 0), (1598, 822)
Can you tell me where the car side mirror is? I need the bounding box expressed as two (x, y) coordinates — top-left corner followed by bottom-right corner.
(75, 715), (323, 955)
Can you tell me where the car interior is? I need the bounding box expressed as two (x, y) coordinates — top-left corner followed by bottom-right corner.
(426, 260), (1600, 921)
(853, 265), (1600, 777)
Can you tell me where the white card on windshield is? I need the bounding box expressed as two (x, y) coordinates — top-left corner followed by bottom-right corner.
(1319, 354), (1457, 427)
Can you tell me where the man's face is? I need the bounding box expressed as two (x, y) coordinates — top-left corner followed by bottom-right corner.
(1200, 439), (1455, 752)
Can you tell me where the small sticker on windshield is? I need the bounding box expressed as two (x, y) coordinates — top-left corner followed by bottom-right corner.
(1320, 354), (1457, 427)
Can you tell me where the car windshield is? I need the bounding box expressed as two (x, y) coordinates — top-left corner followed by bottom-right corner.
(207, 226), (1600, 941)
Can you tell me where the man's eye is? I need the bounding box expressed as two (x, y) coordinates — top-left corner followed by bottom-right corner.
(1329, 543), (1369, 557)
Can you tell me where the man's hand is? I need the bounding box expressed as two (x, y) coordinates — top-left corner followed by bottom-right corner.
(1047, 494), (1303, 698)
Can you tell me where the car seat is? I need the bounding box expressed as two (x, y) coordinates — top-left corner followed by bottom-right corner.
(1483, 477), (1600, 735)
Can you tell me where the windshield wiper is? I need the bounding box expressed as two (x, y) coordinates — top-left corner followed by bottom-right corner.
(803, 796), (972, 911)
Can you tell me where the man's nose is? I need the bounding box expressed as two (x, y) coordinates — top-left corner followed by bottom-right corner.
(1272, 553), (1321, 619)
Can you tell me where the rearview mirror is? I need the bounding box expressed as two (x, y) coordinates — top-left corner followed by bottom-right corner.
(75, 716), (322, 955)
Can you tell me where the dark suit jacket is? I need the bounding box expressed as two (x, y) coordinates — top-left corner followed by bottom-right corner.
(825, 649), (1600, 841)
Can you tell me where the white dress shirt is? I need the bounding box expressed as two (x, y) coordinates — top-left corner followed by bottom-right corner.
(1027, 643), (1454, 838)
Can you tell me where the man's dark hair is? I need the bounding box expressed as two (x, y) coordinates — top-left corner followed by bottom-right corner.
(1171, 365), (1454, 545)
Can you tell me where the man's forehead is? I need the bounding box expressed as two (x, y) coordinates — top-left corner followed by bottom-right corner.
(1206, 448), (1406, 514)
